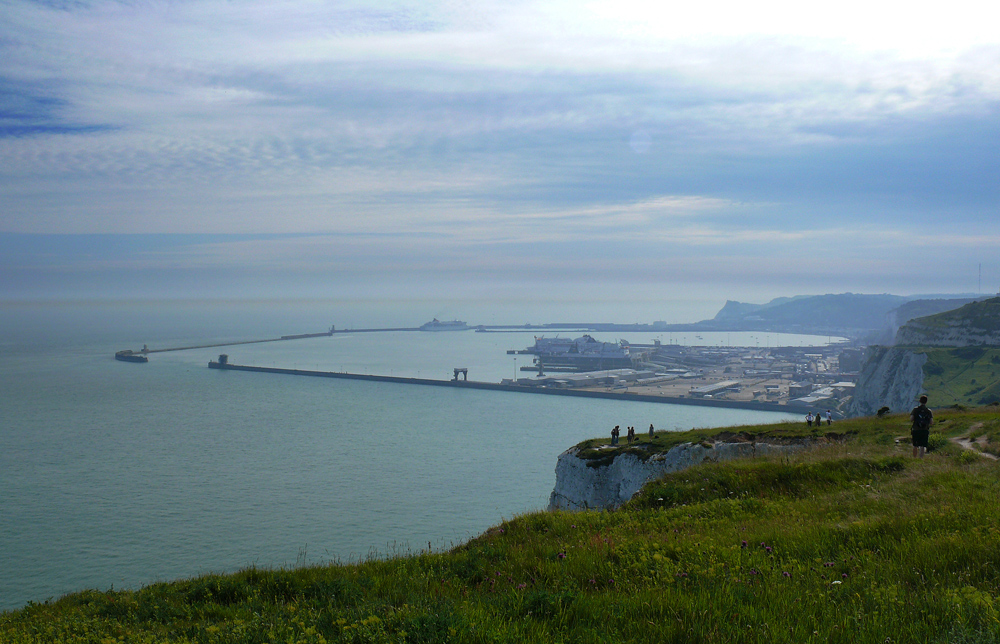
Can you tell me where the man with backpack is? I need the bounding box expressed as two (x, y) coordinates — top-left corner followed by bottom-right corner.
(910, 395), (933, 458)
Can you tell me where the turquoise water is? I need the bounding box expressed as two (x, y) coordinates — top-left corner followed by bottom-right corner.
(0, 301), (816, 612)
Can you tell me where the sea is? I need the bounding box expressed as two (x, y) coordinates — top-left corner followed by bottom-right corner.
(0, 299), (833, 612)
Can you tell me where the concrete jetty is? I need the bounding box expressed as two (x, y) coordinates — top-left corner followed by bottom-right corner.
(207, 359), (793, 413)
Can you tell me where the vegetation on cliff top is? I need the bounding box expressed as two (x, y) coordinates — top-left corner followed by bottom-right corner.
(904, 296), (1000, 333)
(3, 409), (999, 643)
(920, 347), (1000, 408)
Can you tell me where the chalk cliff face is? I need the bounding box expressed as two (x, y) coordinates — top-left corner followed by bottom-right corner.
(548, 441), (805, 511)
(895, 323), (1000, 347)
(847, 346), (926, 418)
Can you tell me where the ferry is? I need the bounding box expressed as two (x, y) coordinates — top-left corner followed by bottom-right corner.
(419, 318), (470, 332)
(523, 335), (633, 370)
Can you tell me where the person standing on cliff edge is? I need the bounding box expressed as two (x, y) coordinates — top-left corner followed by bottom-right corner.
(910, 395), (933, 458)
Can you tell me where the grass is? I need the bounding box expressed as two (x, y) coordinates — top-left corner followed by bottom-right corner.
(909, 297), (1000, 333)
(3, 408), (1000, 643)
(918, 348), (1000, 407)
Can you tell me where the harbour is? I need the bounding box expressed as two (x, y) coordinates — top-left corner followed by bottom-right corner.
(115, 317), (856, 416)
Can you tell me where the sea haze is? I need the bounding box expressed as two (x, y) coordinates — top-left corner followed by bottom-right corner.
(0, 299), (819, 611)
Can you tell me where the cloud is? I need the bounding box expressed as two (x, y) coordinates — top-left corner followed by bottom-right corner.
(1, 0), (999, 298)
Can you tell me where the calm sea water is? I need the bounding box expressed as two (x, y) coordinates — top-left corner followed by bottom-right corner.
(0, 300), (824, 612)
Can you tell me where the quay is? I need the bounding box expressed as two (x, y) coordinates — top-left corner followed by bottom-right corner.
(207, 358), (794, 413)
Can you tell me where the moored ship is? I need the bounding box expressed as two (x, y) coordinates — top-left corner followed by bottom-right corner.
(523, 334), (633, 370)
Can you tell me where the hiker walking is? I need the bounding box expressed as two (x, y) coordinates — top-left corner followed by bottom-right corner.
(826, 410), (833, 426)
(910, 395), (933, 458)
(611, 425), (619, 445)
(806, 412), (814, 427)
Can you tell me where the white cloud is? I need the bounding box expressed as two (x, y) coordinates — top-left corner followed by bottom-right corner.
(2, 0), (999, 297)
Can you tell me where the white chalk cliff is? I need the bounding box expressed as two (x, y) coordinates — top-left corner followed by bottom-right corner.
(548, 441), (806, 511)
(846, 345), (926, 418)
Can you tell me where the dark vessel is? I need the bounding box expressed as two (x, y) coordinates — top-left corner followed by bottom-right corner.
(115, 350), (149, 363)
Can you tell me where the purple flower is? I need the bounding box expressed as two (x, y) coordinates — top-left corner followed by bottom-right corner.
(765, 546), (773, 553)
(741, 540), (748, 548)
(842, 573), (848, 578)
(782, 571), (791, 577)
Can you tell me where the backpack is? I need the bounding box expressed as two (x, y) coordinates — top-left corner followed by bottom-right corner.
(912, 405), (932, 431)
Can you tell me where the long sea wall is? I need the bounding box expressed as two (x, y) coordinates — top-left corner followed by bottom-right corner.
(548, 441), (807, 511)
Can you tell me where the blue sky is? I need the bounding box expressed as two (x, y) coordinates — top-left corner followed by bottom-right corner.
(2, 0), (999, 313)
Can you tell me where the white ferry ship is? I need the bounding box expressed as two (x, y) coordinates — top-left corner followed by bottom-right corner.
(524, 334), (633, 370)
(419, 318), (470, 332)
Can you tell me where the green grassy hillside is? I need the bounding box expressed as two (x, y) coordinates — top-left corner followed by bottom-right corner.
(922, 348), (1000, 407)
(4, 409), (1000, 643)
(913, 297), (1000, 333)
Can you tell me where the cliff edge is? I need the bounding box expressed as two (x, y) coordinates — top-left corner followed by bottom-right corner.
(549, 440), (807, 511)
(894, 296), (1000, 347)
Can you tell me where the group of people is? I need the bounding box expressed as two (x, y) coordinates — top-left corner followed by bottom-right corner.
(610, 423), (656, 445)
(606, 395), (935, 459)
(805, 410), (833, 426)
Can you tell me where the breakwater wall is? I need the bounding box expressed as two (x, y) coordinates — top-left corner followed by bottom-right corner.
(207, 361), (793, 413)
(127, 327), (420, 355)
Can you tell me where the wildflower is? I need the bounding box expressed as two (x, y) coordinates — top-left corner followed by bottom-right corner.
(765, 546), (773, 553)
(741, 540), (748, 548)
(842, 573), (848, 578)
(571, 524), (576, 528)
(831, 580), (842, 585)
(782, 571), (791, 577)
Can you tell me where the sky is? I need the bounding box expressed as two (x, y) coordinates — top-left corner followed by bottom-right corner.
(2, 0), (999, 317)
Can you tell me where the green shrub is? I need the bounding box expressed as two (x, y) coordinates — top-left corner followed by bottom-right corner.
(955, 450), (981, 465)
(927, 433), (949, 452)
